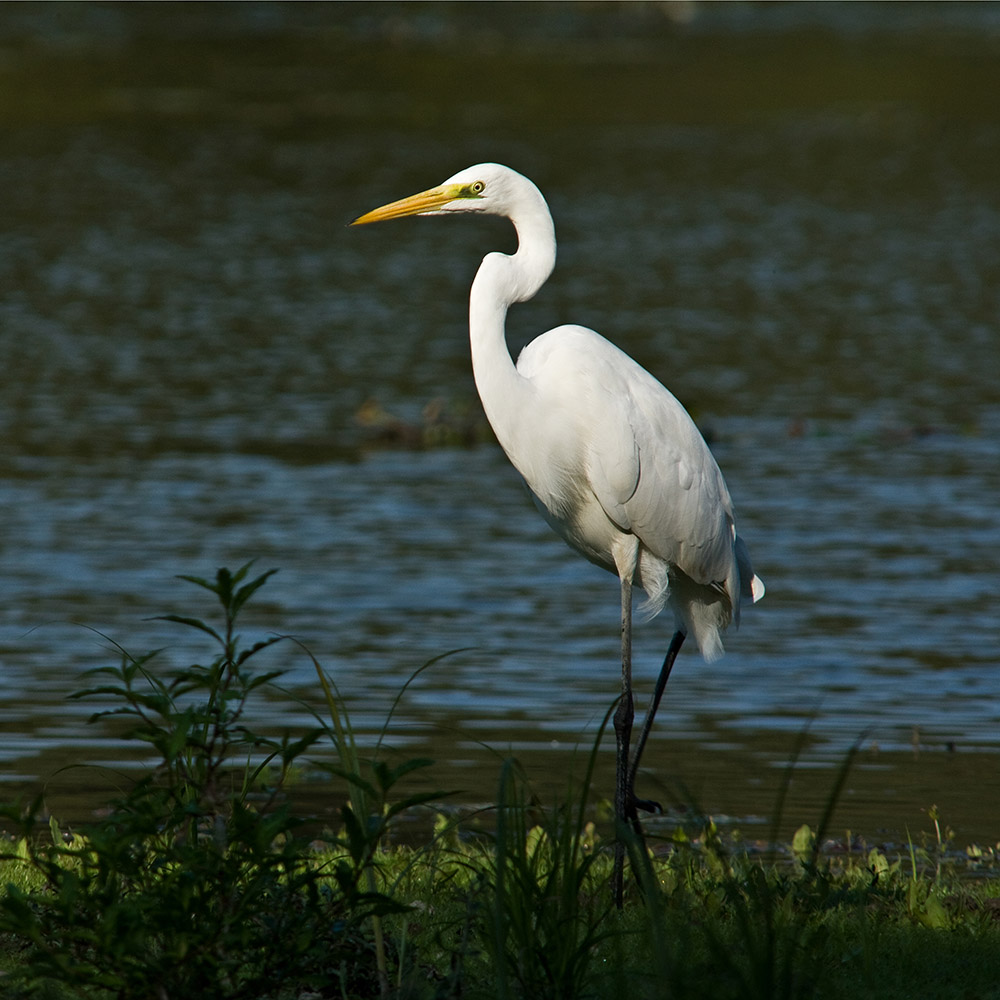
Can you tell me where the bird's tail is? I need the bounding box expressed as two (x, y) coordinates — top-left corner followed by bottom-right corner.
(666, 570), (730, 663)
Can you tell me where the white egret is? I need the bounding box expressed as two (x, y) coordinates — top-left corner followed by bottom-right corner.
(352, 163), (764, 905)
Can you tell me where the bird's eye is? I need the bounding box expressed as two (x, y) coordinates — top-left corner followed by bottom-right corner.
(471, 181), (485, 195)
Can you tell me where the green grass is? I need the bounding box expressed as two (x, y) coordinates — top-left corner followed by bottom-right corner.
(1, 565), (998, 1000)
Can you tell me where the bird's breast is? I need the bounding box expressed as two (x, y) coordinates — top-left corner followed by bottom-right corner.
(522, 469), (622, 576)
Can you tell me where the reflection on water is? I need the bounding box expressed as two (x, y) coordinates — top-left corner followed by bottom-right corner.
(1, 4), (999, 843)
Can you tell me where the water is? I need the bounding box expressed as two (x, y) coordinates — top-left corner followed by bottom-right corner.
(1, 4), (999, 844)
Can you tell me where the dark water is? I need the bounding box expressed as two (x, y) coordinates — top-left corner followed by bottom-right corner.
(1, 3), (999, 844)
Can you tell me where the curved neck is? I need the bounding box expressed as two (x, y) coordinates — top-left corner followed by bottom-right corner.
(468, 192), (556, 452)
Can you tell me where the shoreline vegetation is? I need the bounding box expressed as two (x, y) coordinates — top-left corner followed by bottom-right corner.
(2, 566), (998, 999)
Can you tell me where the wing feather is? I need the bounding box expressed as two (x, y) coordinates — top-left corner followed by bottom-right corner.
(516, 324), (741, 591)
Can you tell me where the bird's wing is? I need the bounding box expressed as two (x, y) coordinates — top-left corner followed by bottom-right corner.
(623, 379), (736, 586)
(584, 397), (641, 533)
(516, 325), (737, 588)
(518, 326), (640, 530)
(567, 334), (737, 588)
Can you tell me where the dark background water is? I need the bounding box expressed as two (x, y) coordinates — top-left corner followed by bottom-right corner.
(1, 2), (998, 845)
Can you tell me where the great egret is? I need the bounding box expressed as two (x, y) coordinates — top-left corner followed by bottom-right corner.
(352, 163), (764, 905)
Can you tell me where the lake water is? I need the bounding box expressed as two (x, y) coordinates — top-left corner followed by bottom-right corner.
(1, 3), (999, 846)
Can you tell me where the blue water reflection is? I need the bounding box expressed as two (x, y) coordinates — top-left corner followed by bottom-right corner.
(1, 5), (998, 836)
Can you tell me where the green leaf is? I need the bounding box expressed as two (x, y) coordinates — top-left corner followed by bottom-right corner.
(792, 823), (816, 863)
(372, 757), (435, 795)
(921, 891), (951, 930)
(321, 765), (378, 800)
(154, 614), (224, 644)
(231, 567), (279, 617)
(384, 789), (448, 822)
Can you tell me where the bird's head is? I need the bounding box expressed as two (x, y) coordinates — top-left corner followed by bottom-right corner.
(351, 163), (526, 225)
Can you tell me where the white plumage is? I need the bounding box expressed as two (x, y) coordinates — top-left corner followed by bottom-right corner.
(353, 162), (764, 903)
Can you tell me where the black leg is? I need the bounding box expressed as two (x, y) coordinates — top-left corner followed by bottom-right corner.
(611, 576), (634, 909)
(626, 629), (686, 820)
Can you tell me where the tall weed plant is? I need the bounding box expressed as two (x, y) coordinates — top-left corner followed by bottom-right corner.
(478, 736), (612, 1000)
(2, 566), (998, 1000)
(0, 564), (431, 1000)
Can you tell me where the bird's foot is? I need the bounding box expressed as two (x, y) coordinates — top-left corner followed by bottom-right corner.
(627, 792), (662, 818)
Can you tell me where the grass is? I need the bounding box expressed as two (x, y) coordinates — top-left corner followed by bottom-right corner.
(1, 564), (999, 1000)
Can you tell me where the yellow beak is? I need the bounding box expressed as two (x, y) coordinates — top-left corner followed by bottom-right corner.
(351, 183), (465, 226)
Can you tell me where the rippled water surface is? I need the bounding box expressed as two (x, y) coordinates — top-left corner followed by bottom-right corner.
(1, 3), (999, 843)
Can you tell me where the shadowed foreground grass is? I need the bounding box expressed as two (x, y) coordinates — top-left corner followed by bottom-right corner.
(1, 566), (998, 1000)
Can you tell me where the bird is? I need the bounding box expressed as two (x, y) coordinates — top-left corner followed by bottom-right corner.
(352, 163), (764, 906)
